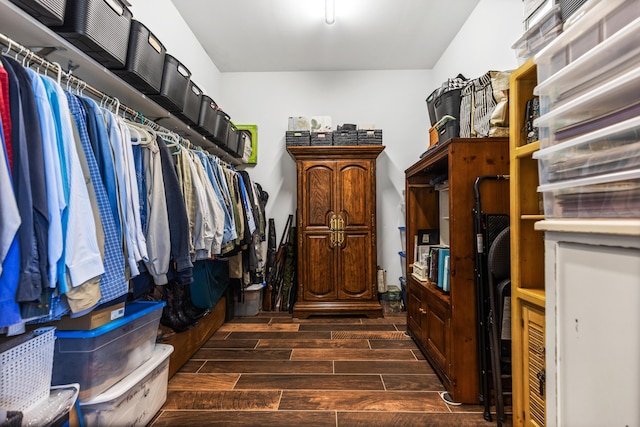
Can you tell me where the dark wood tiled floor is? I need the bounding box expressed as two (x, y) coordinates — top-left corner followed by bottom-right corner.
(151, 312), (497, 427)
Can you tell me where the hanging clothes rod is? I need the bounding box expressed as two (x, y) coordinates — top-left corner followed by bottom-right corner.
(0, 32), (175, 137)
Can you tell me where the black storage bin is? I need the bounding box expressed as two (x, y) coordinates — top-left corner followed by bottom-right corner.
(150, 54), (191, 113)
(425, 88), (439, 126)
(235, 130), (247, 158)
(437, 119), (460, 144)
(9, 0), (67, 25)
(285, 131), (310, 146)
(311, 131), (333, 146)
(199, 95), (230, 147)
(225, 124), (238, 154)
(434, 88), (462, 122)
(333, 129), (358, 146)
(357, 129), (383, 145)
(52, 0), (132, 69)
(112, 19), (165, 95)
(175, 80), (203, 127)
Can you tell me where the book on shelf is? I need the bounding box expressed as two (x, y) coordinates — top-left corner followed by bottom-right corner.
(437, 248), (450, 290)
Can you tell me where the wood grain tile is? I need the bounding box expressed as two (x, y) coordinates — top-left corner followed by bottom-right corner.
(291, 349), (416, 361)
(279, 390), (449, 411)
(163, 390), (281, 410)
(227, 317), (271, 324)
(336, 412), (491, 426)
(151, 411), (337, 427)
(257, 339), (370, 349)
(202, 339), (259, 349)
(227, 331), (332, 340)
(412, 349), (426, 360)
(168, 373), (239, 390)
(331, 331), (409, 340)
(335, 360), (435, 374)
(280, 316), (365, 324)
(198, 360), (334, 374)
(382, 374), (444, 391)
(298, 324), (397, 332)
(235, 374), (384, 390)
(192, 348), (292, 360)
(218, 323), (300, 332)
(369, 339), (419, 349)
(176, 360), (206, 373)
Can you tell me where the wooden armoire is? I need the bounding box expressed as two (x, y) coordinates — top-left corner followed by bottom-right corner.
(287, 145), (385, 318)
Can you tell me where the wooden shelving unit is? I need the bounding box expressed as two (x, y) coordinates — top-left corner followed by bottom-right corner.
(509, 58), (546, 427)
(405, 137), (509, 404)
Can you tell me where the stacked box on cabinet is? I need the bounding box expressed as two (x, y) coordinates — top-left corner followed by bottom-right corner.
(9, 0), (67, 25)
(112, 19), (166, 95)
(52, 0), (132, 68)
(311, 131), (333, 145)
(150, 54), (191, 113)
(286, 130), (310, 146)
(176, 80), (203, 127)
(357, 129), (382, 145)
(51, 301), (164, 401)
(199, 95), (230, 149)
(0, 327), (56, 413)
(78, 344), (173, 427)
(333, 129), (358, 146)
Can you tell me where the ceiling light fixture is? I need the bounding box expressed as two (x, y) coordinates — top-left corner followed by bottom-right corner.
(325, 0), (335, 25)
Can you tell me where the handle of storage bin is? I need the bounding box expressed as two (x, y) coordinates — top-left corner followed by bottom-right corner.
(190, 84), (202, 96)
(177, 64), (191, 78)
(104, 0), (124, 16)
(147, 34), (163, 53)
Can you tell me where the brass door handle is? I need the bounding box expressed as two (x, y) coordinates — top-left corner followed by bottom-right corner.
(329, 214), (345, 247)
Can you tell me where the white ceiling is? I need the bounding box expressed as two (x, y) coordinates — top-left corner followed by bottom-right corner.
(170, 0), (481, 72)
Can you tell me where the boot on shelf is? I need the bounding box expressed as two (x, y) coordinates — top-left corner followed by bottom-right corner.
(160, 283), (194, 333)
(181, 282), (210, 320)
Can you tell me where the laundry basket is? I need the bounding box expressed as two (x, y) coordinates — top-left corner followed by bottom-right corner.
(0, 327), (56, 412)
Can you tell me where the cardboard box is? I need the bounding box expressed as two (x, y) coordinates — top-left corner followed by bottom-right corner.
(55, 302), (125, 331)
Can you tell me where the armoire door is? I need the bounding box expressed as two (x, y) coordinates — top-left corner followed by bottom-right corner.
(336, 159), (374, 300)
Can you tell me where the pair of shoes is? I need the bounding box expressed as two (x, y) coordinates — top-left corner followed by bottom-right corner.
(159, 282), (199, 333)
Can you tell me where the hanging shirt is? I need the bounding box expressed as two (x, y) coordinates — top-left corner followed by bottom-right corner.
(190, 150), (224, 256)
(2, 56), (49, 304)
(141, 136), (170, 285)
(0, 115), (21, 328)
(26, 68), (66, 290)
(0, 66), (12, 172)
(67, 92), (127, 305)
(79, 96), (122, 244)
(42, 76), (104, 290)
(156, 138), (193, 284)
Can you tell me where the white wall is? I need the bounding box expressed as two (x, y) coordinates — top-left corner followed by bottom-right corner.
(431, 0), (523, 83)
(221, 70), (432, 286)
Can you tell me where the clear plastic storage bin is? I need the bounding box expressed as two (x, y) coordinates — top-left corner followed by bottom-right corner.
(534, 116), (640, 185)
(535, 18), (640, 116)
(51, 301), (164, 401)
(535, 0), (640, 84)
(78, 344), (173, 427)
(534, 64), (640, 149)
(537, 168), (640, 218)
(235, 284), (263, 316)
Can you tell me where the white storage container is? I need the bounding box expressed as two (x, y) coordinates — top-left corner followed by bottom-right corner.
(535, 0), (640, 84)
(537, 168), (640, 218)
(535, 18), (640, 116)
(534, 116), (640, 185)
(78, 344), (173, 427)
(534, 64), (640, 149)
(235, 284), (263, 316)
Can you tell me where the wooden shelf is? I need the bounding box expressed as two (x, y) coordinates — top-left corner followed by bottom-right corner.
(514, 141), (540, 158)
(535, 219), (640, 235)
(516, 288), (546, 308)
(521, 214), (545, 221)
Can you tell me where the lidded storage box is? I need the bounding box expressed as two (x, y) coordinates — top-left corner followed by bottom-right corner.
(357, 129), (383, 145)
(225, 123), (238, 154)
(113, 19), (166, 95)
(310, 131), (333, 145)
(286, 130), (310, 146)
(51, 301), (164, 401)
(235, 284), (263, 316)
(78, 344), (173, 427)
(53, 0), (132, 69)
(0, 327), (56, 412)
(9, 0), (67, 25)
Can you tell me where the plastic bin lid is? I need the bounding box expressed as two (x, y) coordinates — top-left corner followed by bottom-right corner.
(245, 284), (264, 291)
(79, 344), (174, 406)
(54, 301), (165, 339)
